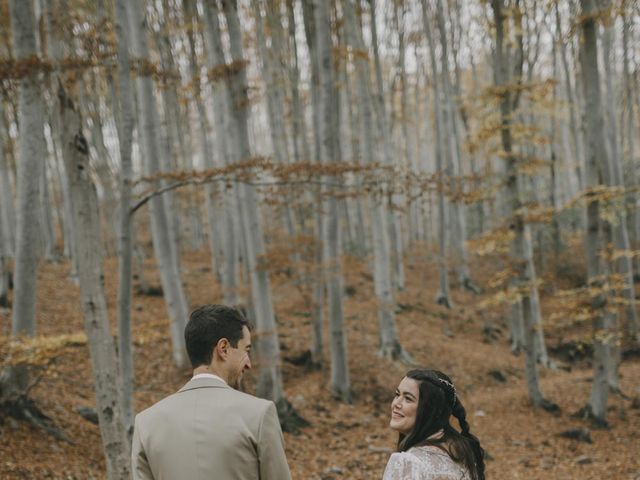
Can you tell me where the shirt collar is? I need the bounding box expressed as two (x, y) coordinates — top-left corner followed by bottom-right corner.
(191, 373), (227, 384)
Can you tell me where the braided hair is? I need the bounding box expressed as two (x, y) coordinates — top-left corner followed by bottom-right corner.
(396, 369), (485, 480)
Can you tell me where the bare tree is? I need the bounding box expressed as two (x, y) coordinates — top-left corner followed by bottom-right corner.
(127, 0), (189, 368)
(313, 0), (351, 400)
(420, 0), (452, 311)
(113, 0), (136, 438)
(342, 0), (410, 361)
(210, 0), (300, 422)
(490, 0), (552, 409)
(578, 0), (614, 425)
(9, 0), (48, 339)
(60, 84), (130, 480)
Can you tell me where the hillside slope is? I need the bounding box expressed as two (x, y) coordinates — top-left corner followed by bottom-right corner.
(1, 247), (639, 479)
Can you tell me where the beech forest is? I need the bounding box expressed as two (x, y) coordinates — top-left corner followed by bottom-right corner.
(0, 0), (639, 478)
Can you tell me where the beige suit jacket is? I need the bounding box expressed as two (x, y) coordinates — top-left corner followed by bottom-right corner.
(131, 377), (292, 480)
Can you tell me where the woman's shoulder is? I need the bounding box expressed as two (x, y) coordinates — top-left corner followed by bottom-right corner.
(383, 451), (425, 480)
(406, 445), (471, 478)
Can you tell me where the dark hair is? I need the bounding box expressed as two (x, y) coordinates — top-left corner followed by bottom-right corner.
(184, 305), (250, 369)
(396, 369), (485, 480)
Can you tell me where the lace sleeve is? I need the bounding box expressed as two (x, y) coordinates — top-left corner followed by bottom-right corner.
(383, 452), (421, 480)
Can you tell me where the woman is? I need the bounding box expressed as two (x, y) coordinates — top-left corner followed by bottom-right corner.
(383, 369), (485, 480)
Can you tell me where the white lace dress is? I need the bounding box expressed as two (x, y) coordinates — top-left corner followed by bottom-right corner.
(382, 445), (471, 480)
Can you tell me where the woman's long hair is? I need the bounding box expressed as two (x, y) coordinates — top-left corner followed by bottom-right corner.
(396, 369), (485, 480)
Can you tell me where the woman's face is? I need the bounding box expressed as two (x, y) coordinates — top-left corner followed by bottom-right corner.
(390, 376), (420, 436)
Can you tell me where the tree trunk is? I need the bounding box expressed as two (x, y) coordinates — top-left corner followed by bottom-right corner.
(301, 0), (326, 366)
(61, 85), (130, 479)
(368, 0), (405, 291)
(127, 0), (188, 368)
(199, 0), (242, 306)
(0, 102), (15, 259)
(218, 0), (292, 415)
(622, 2), (639, 276)
(183, 0), (227, 287)
(555, 2), (585, 192)
(342, 0), (409, 360)
(433, 0), (473, 293)
(420, 0), (452, 311)
(579, 0), (613, 424)
(0, 101), (12, 307)
(491, 0), (549, 408)
(600, 7), (639, 345)
(9, 0), (48, 337)
(312, 0), (351, 401)
(113, 0), (136, 439)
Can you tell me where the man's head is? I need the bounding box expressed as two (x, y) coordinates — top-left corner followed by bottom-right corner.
(184, 305), (252, 388)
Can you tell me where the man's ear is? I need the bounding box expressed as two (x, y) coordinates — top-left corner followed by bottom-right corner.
(214, 338), (230, 359)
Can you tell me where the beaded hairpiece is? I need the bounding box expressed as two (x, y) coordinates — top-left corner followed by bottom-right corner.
(439, 378), (457, 407)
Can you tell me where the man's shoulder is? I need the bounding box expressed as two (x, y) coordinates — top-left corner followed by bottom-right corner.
(135, 386), (274, 422)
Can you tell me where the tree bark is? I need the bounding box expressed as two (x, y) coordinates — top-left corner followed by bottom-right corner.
(368, 0), (405, 292)
(301, 0), (326, 366)
(622, 0), (640, 276)
(9, 0), (48, 337)
(434, 0), (475, 292)
(127, 0), (189, 368)
(491, 0), (549, 408)
(579, 0), (613, 424)
(420, 0), (452, 311)
(600, 5), (639, 346)
(219, 0), (292, 414)
(61, 84), (130, 479)
(342, 0), (409, 360)
(199, 0), (242, 307)
(113, 0), (136, 439)
(312, 0), (351, 401)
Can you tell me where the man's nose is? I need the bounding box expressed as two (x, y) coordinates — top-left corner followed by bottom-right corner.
(245, 359), (252, 370)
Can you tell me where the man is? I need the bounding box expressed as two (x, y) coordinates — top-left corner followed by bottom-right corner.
(131, 304), (292, 480)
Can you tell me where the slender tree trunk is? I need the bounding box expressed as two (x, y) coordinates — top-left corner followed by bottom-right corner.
(491, 0), (549, 408)
(421, 0), (452, 310)
(113, 0), (136, 439)
(0, 102), (15, 258)
(368, 0), (405, 291)
(600, 8), (639, 345)
(199, 0), (242, 306)
(343, 0), (409, 360)
(183, 0), (226, 287)
(251, 0), (298, 242)
(579, 0), (613, 424)
(44, 0), (78, 269)
(550, 37), (562, 256)
(61, 85), (130, 479)
(219, 0), (292, 414)
(0, 100), (12, 306)
(9, 0), (48, 338)
(127, 0), (188, 368)
(622, 2), (639, 276)
(434, 0), (475, 292)
(555, 2), (585, 192)
(313, 0), (351, 400)
(301, 0), (325, 366)
(395, 2), (421, 247)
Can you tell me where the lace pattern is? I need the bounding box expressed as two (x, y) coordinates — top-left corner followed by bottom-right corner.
(382, 446), (471, 480)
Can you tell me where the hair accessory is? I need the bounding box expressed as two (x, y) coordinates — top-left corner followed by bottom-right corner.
(439, 378), (457, 407)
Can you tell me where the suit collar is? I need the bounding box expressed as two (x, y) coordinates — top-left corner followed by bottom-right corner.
(178, 376), (231, 393)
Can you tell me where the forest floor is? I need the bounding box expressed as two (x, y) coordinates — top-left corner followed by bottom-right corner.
(1, 237), (639, 479)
